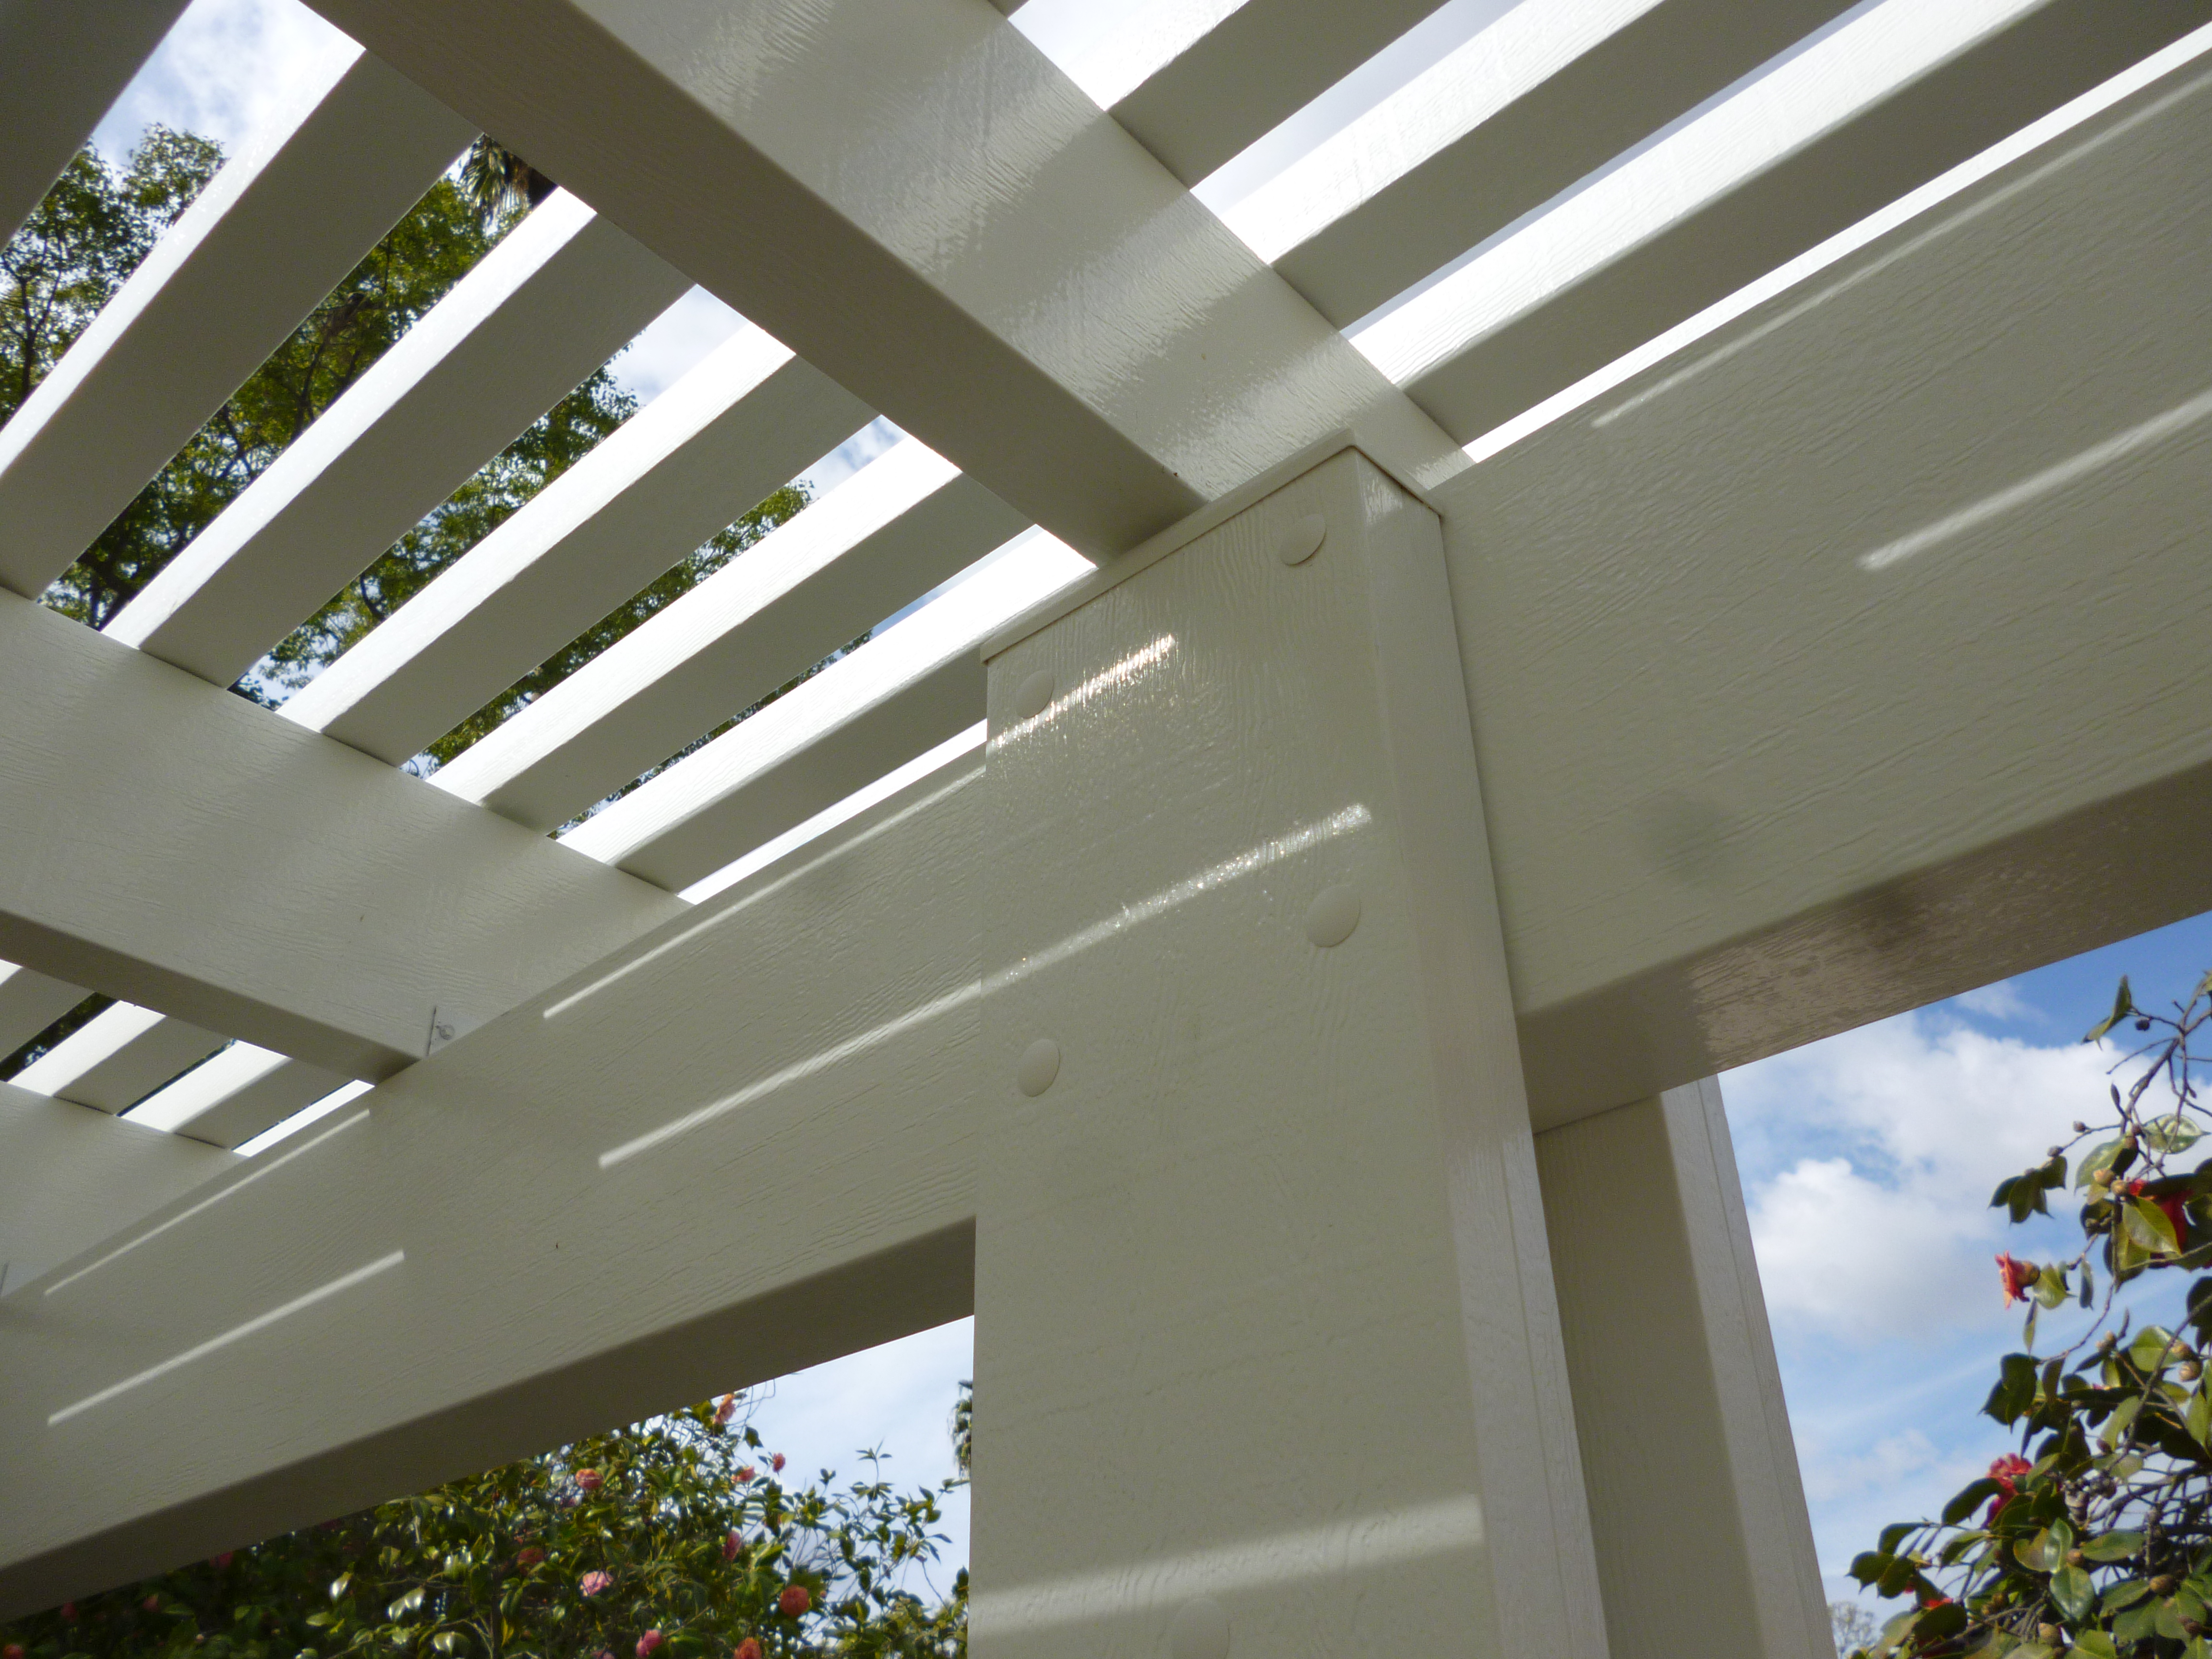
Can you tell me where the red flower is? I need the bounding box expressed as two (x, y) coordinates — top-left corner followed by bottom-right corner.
(779, 1585), (811, 1618)
(1986, 1453), (2033, 1522)
(714, 1394), (738, 1426)
(735, 1641), (762, 1659)
(5, 1644), (26, 1659)
(637, 1632), (666, 1658)
(60, 1604), (77, 1623)
(208, 1552), (234, 1571)
(515, 1547), (545, 1570)
(1996, 1253), (2038, 1305)
(581, 1571), (613, 1598)
(735, 1466), (757, 1483)
(769, 1453), (786, 1473)
(723, 1530), (741, 1563)
(577, 1468), (604, 1494)
(143, 1596), (160, 1613)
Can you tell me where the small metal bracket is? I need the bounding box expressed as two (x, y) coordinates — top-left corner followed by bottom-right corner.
(425, 1006), (459, 1058)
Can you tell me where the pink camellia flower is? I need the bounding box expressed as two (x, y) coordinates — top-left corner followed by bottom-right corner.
(1984, 1452), (2033, 1522)
(516, 1547), (546, 1570)
(4, 1641), (26, 1659)
(714, 1393), (738, 1426)
(637, 1631), (666, 1658)
(143, 1595), (161, 1612)
(60, 1603), (78, 1623)
(734, 1640), (762, 1659)
(722, 1530), (741, 1563)
(581, 1571), (614, 1598)
(209, 1552), (234, 1571)
(1996, 1252), (2038, 1306)
(778, 1585), (811, 1618)
(735, 1466), (757, 1484)
(576, 1468), (604, 1494)
(769, 1453), (786, 1473)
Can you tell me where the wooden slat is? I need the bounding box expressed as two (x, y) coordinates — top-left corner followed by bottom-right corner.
(304, 0), (1467, 555)
(123, 1046), (351, 1149)
(0, 763), (985, 1613)
(0, 47), (472, 600)
(0, 590), (685, 1079)
(0, 0), (189, 246)
(561, 532), (1089, 888)
(1242, 0), (1856, 326)
(1107, 0), (1448, 184)
(106, 193), (690, 685)
(0, 963), (90, 1056)
(14, 1004), (227, 1114)
(1364, 0), (2212, 442)
(433, 440), (1026, 831)
(285, 324), (872, 764)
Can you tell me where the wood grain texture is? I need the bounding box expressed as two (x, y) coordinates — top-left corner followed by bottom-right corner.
(0, 1083), (236, 1299)
(973, 450), (1602, 1659)
(0, 763), (986, 1614)
(0, 593), (684, 1077)
(1444, 56), (2212, 1119)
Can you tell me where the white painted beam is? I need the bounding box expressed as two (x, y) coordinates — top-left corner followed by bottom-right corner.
(13, 1004), (228, 1115)
(1237, 0), (1856, 327)
(283, 324), (872, 764)
(0, 47), (472, 600)
(1361, 0), (2212, 442)
(0, 0), (188, 245)
(973, 449), (1604, 1658)
(1441, 45), (2212, 1116)
(0, 963), (90, 1057)
(125, 1046), (352, 1150)
(0, 1083), (237, 1300)
(107, 193), (690, 686)
(1105, 0), (1448, 184)
(0, 761), (985, 1613)
(560, 531), (1092, 889)
(435, 439), (1028, 831)
(304, 0), (1466, 554)
(0, 591), (684, 1079)
(1536, 1081), (1827, 1659)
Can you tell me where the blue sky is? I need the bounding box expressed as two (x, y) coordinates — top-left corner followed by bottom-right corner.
(74, 0), (2212, 1619)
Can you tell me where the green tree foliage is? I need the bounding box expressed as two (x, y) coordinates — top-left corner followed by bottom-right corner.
(0, 1392), (968, 1659)
(1846, 972), (2212, 1658)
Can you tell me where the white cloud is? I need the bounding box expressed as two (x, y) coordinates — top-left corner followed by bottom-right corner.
(1726, 1012), (2109, 1340)
(1954, 978), (2038, 1022)
(94, 0), (354, 164)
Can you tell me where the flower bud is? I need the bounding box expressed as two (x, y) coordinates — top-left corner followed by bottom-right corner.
(2182, 1361), (2203, 1382)
(779, 1584), (811, 1617)
(2038, 1624), (2062, 1646)
(2153, 1575), (2180, 1595)
(735, 1641), (763, 1659)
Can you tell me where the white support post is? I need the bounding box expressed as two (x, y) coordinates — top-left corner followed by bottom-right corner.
(971, 449), (1606, 1659)
(1535, 1079), (1829, 1659)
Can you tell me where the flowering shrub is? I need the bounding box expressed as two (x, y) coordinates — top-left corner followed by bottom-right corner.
(1847, 973), (2212, 1658)
(0, 1391), (968, 1659)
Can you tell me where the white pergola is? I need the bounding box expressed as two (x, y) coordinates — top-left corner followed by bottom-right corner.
(4, 0), (2211, 1651)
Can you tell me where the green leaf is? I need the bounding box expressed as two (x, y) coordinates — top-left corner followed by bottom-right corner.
(2020, 1526), (2063, 1573)
(2116, 1600), (2162, 1644)
(2125, 1199), (2180, 1257)
(2081, 1529), (2144, 1563)
(1989, 1354), (2040, 1423)
(2072, 1633), (2120, 1659)
(2051, 1563), (2095, 1622)
(2131, 1324), (2179, 1372)
(2079, 1141), (2127, 1191)
(1943, 1480), (2002, 1525)
(2147, 1115), (2204, 1155)
(1879, 1523), (1915, 1555)
(2036, 1265), (2070, 1309)
(1851, 1550), (1896, 1587)
(2086, 976), (2136, 1042)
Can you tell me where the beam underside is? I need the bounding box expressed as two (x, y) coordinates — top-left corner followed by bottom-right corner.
(0, 765), (986, 1616)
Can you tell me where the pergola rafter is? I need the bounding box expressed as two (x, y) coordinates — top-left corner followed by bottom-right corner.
(2, 3), (2209, 1656)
